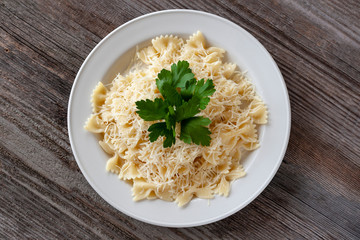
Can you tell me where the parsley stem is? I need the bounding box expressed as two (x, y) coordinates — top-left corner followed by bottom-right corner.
(168, 105), (175, 116)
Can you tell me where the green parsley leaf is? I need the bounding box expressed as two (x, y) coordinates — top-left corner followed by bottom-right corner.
(171, 61), (195, 88)
(175, 97), (201, 122)
(156, 69), (172, 95)
(148, 122), (167, 142)
(180, 79), (215, 111)
(163, 134), (176, 148)
(161, 82), (182, 107)
(148, 122), (175, 148)
(136, 98), (168, 121)
(193, 79), (216, 110)
(180, 117), (212, 146)
(180, 78), (196, 101)
(156, 61), (195, 92)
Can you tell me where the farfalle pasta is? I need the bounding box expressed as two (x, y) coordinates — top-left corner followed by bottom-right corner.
(85, 32), (268, 206)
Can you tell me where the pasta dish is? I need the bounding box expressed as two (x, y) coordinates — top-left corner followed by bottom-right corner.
(85, 32), (267, 206)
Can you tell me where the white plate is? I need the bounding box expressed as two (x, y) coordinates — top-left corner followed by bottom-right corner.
(68, 9), (291, 227)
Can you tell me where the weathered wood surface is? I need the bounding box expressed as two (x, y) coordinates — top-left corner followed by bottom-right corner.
(1, 0), (359, 239)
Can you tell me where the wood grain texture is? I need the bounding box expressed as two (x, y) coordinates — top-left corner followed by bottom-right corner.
(1, 0), (359, 239)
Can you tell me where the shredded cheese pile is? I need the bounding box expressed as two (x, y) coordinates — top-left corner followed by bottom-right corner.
(85, 32), (267, 206)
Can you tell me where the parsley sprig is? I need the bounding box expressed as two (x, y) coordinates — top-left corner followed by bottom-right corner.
(135, 61), (216, 148)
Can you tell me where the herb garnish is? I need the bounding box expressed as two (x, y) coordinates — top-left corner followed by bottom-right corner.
(135, 61), (215, 148)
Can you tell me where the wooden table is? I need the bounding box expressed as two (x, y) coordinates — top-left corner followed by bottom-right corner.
(1, 0), (359, 239)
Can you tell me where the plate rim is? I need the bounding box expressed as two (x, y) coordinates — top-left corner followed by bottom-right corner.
(68, 9), (291, 227)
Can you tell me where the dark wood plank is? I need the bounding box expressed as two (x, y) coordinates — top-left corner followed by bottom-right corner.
(1, 0), (359, 239)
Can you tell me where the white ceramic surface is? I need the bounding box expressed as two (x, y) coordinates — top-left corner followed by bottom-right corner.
(68, 9), (291, 227)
